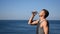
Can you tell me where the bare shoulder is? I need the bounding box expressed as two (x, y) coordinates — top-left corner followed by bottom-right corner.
(42, 20), (49, 26)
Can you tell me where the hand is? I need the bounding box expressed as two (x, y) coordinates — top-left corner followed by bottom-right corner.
(32, 11), (37, 16)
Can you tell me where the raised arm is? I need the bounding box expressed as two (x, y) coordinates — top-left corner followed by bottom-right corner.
(28, 12), (39, 25)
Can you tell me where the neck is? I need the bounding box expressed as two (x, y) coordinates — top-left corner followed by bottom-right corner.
(40, 17), (46, 21)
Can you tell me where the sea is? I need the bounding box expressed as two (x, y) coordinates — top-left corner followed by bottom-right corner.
(0, 20), (60, 34)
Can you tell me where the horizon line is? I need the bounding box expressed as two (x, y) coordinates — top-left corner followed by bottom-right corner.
(0, 19), (60, 20)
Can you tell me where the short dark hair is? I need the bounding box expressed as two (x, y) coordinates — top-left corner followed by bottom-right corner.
(42, 9), (49, 18)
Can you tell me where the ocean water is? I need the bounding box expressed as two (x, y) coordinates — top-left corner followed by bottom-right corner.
(0, 20), (60, 34)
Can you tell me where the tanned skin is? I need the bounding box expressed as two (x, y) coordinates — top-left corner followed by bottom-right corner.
(28, 10), (49, 34)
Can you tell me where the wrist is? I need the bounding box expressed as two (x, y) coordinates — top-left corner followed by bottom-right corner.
(31, 15), (34, 18)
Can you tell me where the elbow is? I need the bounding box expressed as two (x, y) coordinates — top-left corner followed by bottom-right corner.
(28, 21), (30, 24)
(28, 19), (33, 23)
(28, 20), (32, 24)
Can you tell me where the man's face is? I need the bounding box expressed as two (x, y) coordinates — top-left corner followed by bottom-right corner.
(39, 10), (45, 18)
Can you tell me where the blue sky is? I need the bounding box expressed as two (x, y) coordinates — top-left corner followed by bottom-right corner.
(0, 0), (60, 20)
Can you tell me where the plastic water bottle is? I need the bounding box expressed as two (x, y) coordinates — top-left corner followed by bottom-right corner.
(32, 9), (38, 16)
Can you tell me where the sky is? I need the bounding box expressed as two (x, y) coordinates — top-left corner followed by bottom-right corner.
(0, 0), (60, 20)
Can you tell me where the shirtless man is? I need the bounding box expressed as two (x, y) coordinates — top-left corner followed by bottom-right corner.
(28, 9), (49, 34)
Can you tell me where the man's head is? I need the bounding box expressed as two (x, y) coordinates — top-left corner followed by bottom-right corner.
(39, 9), (49, 18)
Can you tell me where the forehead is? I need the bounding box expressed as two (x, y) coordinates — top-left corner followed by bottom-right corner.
(39, 10), (45, 13)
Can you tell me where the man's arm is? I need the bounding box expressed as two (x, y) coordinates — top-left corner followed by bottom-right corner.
(43, 21), (49, 34)
(28, 15), (38, 25)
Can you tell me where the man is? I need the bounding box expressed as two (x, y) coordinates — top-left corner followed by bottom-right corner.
(28, 9), (49, 34)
